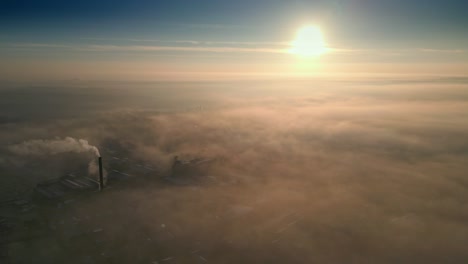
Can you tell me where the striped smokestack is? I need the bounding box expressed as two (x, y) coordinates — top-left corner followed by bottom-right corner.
(98, 156), (104, 191)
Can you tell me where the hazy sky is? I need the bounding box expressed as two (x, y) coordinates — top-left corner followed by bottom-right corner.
(1, 0), (468, 80)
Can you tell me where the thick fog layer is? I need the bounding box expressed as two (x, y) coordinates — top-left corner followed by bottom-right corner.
(1, 78), (468, 263)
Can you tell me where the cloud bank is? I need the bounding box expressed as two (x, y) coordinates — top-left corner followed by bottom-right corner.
(0, 78), (468, 263)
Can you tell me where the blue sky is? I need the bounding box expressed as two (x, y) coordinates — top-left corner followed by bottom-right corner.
(2, 0), (468, 45)
(1, 0), (468, 80)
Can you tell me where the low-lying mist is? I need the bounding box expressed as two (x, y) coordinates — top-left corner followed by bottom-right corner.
(1, 78), (468, 263)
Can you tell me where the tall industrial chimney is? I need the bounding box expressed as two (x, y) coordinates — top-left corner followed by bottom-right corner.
(98, 157), (104, 191)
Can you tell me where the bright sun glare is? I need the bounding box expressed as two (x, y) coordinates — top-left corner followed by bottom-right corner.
(289, 25), (327, 57)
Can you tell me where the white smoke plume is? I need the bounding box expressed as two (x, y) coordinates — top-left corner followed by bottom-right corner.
(8, 137), (103, 180)
(9, 137), (100, 157)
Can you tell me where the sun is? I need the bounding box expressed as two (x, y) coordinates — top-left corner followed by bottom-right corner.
(289, 25), (327, 57)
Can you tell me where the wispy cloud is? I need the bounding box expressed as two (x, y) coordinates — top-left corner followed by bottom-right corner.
(4, 42), (467, 57)
(330, 47), (467, 55)
(81, 37), (289, 47)
(177, 23), (245, 30)
(8, 43), (288, 54)
(81, 38), (203, 45)
(85, 44), (286, 53)
(419, 48), (466, 54)
(8, 43), (73, 49)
